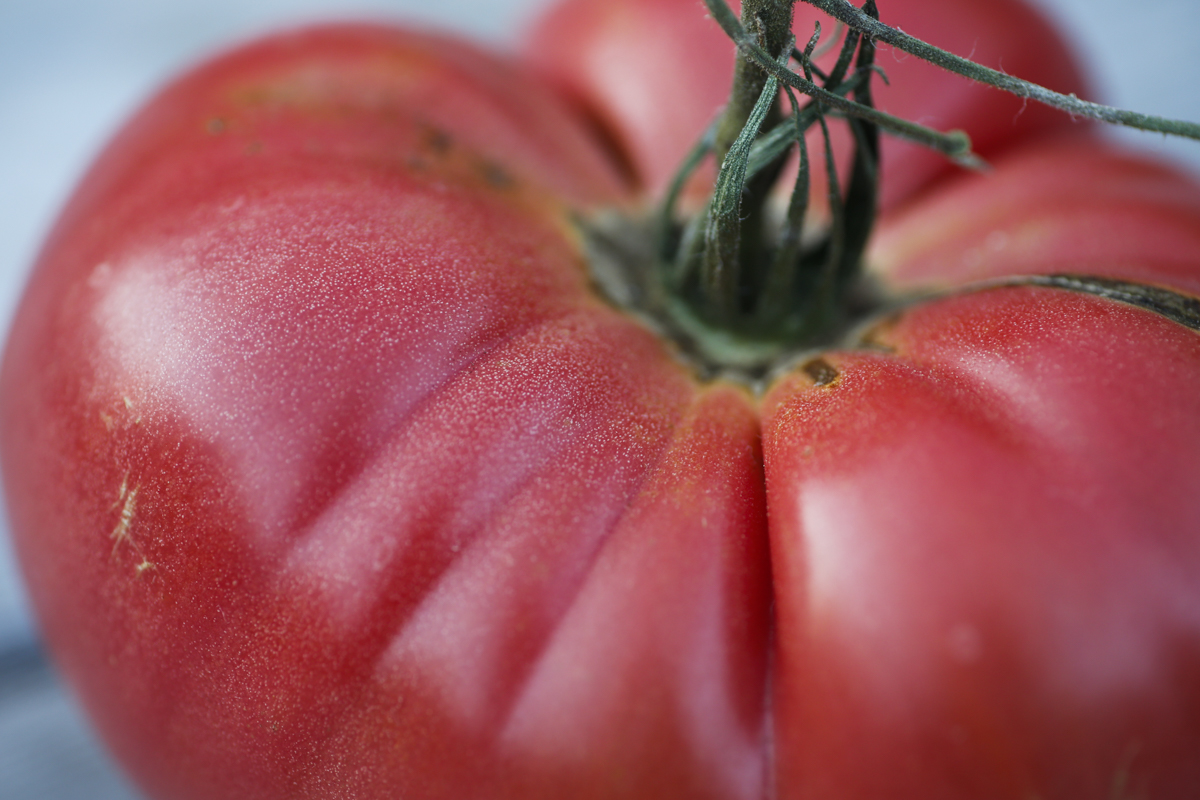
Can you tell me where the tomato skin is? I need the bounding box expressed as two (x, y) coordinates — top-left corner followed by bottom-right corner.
(4, 2), (1200, 800)
(0, 24), (771, 800)
(763, 287), (1200, 798)
(869, 135), (1200, 293)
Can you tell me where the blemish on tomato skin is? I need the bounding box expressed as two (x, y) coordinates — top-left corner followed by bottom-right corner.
(116, 396), (142, 425)
(801, 358), (840, 387)
(110, 481), (139, 557)
(109, 473), (154, 578)
(480, 161), (515, 190)
(424, 126), (452, 154)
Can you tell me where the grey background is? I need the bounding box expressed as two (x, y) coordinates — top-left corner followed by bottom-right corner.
(1, 1), (1197, 797)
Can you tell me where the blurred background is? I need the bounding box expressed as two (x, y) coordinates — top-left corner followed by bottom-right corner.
(1, 0), (1197, 797)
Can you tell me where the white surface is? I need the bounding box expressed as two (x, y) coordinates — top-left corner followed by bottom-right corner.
(0, 1), (1198, 798)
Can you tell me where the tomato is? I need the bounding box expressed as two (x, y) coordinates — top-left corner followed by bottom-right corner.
(2, 1), (1199, 799)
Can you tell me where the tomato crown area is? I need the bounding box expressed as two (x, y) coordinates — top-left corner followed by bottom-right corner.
(624, 0), (886, 378)
(574, 0), (1200, 388)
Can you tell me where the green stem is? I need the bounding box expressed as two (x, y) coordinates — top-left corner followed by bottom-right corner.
(745, 68), (869, 180)
(629, 0), (1200, 373)
(702, 68), (782, 322)
(713, 0), (798, 166)
(703, 0), (982, 167)
(691, 0), (798, 327)
(799, 0), (1200, 141)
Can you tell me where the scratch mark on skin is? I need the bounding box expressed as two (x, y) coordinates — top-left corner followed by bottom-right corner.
(110, 475), (155, 579)
(110, 478), (139, 558)
(111, 474), (129, 511)
(101, 396), (141, 430)
(121, 395), (142, 425)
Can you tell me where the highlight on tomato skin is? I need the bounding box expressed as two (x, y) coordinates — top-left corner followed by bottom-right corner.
(868, 135), (1200, 294)
(1, 0), (1200, 798)
(0, 22), (772, 800)
(762, 287), (1200, 799)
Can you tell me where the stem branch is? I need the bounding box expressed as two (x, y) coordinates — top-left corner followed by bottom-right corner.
(713, 0), (798, 165)
(799, 0), (1200, 141)
(704, 0), (982, 166)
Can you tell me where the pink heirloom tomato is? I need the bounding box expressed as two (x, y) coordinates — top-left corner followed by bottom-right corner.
(2, 1), (1200, 799)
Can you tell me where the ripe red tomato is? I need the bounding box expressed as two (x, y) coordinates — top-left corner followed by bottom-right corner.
(3, 1), (1199, 799)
